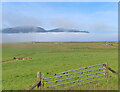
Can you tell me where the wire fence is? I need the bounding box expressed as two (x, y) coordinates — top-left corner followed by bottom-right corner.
(42, 63), (106, 89)
(28, 63), (117, 90)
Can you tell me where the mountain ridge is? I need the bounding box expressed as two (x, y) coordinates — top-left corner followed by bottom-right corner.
(2, 26), (90, 33)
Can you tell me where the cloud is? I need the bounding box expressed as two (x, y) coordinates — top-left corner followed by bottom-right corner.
(48, 10), (117, 33)
(3, 10), (117, 34)
(90, 22), (116, 33)
(50, 18), (81, 29)
(3, 11), (43, 27)
(2, 3), (117, 34)
(2, 33), (118, 43)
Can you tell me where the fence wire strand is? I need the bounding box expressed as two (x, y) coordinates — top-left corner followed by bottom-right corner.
(44, 63), (105, 89)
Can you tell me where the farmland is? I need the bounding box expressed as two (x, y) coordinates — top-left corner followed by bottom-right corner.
(2, 42), (118, 90)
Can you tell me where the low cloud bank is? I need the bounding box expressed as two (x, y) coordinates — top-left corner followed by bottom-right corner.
(2, 33), (118, 43)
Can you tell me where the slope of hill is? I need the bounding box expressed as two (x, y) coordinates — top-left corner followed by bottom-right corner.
(2, 26), (89, 33)
(48, 28), (89, 33)
(2, 26), (46, 33)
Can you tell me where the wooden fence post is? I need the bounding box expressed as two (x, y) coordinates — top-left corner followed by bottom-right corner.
(28, 72), (41, 90)
(104, 63), (108, 78)
(37, 71), (41, 90)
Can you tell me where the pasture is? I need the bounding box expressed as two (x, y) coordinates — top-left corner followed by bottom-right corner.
(2, 42), (118, 90)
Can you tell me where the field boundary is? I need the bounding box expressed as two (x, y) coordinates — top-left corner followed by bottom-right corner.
(28, 63), (117, 90)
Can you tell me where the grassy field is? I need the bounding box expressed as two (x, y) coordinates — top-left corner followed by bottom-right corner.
(2, 42), (118, 90)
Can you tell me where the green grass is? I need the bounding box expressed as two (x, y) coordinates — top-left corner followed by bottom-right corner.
(2, 42), (118, 90)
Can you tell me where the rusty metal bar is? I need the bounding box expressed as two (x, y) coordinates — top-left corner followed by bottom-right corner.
(56, 63), (104, 75)
(69, 78), (104, 88)
(45, 71), (105, 84)
(48, 75), (105, 88)
(44, 68), (104, 80)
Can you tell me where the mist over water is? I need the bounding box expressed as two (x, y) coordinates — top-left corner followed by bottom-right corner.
(2, 33), (117, 43)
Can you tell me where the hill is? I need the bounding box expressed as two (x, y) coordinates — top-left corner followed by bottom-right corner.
(2, 26), (89, 33)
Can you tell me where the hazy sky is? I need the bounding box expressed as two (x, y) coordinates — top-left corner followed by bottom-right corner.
(2, 2), (118, 42)
(3, 2), (118, 33)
